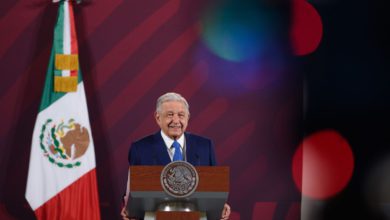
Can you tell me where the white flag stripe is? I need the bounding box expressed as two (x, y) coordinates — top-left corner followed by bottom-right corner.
(25, 82), (96, 210)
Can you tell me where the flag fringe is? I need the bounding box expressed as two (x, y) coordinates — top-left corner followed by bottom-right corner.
(54, 76), (78, 92)
(55, 54), (79, 70)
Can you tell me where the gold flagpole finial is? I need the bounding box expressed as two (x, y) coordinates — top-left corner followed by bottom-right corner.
(52, 0), (82, 4)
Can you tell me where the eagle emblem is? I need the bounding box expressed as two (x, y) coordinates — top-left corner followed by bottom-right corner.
(39, 118), (90, 168)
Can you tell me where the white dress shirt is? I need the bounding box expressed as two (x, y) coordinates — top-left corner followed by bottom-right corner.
(160, 130), (185, 161)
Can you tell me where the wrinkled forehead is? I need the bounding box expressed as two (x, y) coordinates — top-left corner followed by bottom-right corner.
(160, 101), (188, 114)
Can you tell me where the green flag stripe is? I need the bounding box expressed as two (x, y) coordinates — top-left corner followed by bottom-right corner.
(54, 1), (64, 76)
(54, 1), (64, 55)
(39, 48), (65, 112)
(39, 47), (83, 112)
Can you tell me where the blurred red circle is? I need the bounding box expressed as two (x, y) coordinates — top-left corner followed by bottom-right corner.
(292, 130), (354, 199)
(290, 0), (323, 56)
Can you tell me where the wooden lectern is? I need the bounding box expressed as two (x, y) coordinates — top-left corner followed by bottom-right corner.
(126, 166), (229, 220)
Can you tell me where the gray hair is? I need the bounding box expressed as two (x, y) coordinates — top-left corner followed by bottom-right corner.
(156, 92), (190, 114)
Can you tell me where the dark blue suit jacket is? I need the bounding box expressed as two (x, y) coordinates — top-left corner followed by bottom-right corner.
(128, 131), (216, 166)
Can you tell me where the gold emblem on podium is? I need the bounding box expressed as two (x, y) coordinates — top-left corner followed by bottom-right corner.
(161, 161), (199, 198)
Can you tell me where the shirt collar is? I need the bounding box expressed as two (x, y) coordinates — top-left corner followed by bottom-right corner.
(160, 130), (185, 150)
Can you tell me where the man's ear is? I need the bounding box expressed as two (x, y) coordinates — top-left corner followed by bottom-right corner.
(154, 111), (160, 124)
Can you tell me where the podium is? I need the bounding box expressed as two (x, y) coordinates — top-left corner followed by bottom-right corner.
(126, 165), (229, 220)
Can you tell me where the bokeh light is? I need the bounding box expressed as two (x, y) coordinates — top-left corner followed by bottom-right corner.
(364, 155), (390, 218)
(292, 130), (354, 199)
(290, 0), (323, 55)
(200, 1), (279, 62)
(196, 0), (289, 94)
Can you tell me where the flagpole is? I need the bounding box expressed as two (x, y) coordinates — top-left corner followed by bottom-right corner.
(52, 0), (83, 4)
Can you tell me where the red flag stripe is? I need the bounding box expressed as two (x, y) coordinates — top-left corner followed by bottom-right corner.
(34, 169), (101, 220)
(69, 1), (78, 77)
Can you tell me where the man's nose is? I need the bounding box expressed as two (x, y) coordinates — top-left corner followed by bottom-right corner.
(172, 114), (180, 122)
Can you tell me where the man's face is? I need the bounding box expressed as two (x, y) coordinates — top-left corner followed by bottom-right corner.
(155, 101), (189, 140)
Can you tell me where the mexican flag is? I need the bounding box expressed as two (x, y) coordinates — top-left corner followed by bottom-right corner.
(25, 1), (101, 219)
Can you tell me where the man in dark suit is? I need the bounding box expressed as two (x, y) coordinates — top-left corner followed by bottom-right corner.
(128, 131), (216, 166)
(121, 92), (230, 220)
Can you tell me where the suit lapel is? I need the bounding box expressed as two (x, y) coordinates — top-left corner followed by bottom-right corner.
(185, 133), (198, 166)
(153, 132), (171, 165)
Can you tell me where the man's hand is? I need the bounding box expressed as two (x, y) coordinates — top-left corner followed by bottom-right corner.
(221, 203), (231, 220)
(121, 207), (138, 220)
(121, 207), (130, 220)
